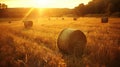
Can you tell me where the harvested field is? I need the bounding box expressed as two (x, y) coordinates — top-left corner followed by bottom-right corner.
(0, 17), (120, 67)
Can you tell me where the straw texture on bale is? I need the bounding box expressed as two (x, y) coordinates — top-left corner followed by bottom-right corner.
(57, 28), (87, 57)
(23, 21), (33, 28)
(101, 17), (108, 23)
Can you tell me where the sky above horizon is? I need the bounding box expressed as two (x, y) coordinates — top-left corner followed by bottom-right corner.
(0, 0), (91, 8)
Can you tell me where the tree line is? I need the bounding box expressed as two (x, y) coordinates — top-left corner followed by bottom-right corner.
(73, 0), (120, 17)
(0, 3), (7, 9)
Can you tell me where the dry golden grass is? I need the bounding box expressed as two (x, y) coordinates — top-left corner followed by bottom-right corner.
(0, 25), (66, 67)
(0, 17), (120, 67)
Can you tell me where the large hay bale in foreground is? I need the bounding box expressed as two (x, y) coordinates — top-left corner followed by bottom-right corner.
(57, 28), (87, 57)
(101, 17), (108, 23)
(23, 21), (33, 28)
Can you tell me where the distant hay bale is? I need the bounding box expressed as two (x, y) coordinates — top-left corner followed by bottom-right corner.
(8, 21), (11, 23)
(23, 21), (33, 28)
(73, 17), (77, 21)
(101, 17), (108, 23)
(62, 18), (64, 20)
(57, 28), (87, 57)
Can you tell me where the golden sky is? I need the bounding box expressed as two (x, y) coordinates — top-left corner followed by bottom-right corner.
(1, 0), (91, 8)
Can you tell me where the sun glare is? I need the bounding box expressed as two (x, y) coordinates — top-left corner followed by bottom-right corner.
(32, 0), (52, 8)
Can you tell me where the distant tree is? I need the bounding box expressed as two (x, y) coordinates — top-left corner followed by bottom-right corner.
(0, 3), (8, 18)
(73, 0), (120, 17)
(74, 3), (86, 16)
(0, 3), (7, 9)
(105, 3), (113, 15)
(0, 3), (1, 9)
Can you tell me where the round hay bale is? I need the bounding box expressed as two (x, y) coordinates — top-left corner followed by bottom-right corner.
(23, 21), (33, 28)
(73, 17), (77, 21)
(62, 18), (64, 20)
(101, 17), (108, 23)
(57, 28), (87, 57)
(8, 21), (11, 23)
